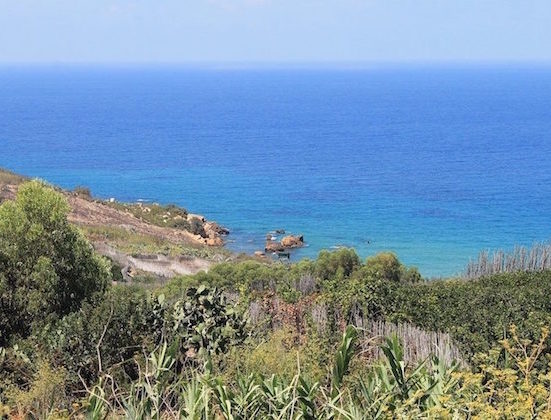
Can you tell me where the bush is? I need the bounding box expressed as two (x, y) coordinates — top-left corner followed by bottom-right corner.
(168, 217), (190, 230)
(73, 186), (91, 198)
(0, 181), (110, 345)
(38, 286), (161, 391)
(364, 252), (402, 282)
(315, 248), (361, 282)
(388, 271), (551, 357)
(222, 327), (329, 383)
(164, 260), (310, 303)
(4, 361), (68, 419)
(168, 285), (247, 366)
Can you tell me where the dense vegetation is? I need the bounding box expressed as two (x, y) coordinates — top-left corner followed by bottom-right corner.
(2, 181), (551, 418)
(0, 181), (109, 346)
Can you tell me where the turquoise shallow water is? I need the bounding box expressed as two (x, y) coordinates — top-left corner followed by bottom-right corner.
(1, 65), (551, 277)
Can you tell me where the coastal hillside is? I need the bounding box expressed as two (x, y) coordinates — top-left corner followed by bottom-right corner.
(2, 177), (551, 417)
(0, 168), (229, 280)
(2, 0), (549, 416)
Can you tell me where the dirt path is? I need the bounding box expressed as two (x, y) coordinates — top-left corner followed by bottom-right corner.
(95, 243), (212, 279)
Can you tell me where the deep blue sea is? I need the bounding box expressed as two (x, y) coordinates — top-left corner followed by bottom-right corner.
(1, 65), (551, 277)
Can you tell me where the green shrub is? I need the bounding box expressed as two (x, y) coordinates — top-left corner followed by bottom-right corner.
(168, 217), (190, 230)
(364, 252), (402, 282)
(315, 248), (361, 282)
(388, 271), (551, 358)
(0, 181), (110, 345)
(5, 361), (68, 419)
(38, 286), (162, 391)
(358, 252), (422, 284)
(164, 260), (309, 303)
(168, 285), (247, 366)
(221, 327), (329, 383)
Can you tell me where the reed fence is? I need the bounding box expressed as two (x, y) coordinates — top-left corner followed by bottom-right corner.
(463, 242), (551, 279)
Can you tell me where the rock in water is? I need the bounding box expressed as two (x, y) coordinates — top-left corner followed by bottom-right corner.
(265, 240), (285, 253)
(281, 235), (304, 248)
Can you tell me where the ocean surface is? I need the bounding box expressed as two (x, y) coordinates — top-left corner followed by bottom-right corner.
(1, 64), (551, 277)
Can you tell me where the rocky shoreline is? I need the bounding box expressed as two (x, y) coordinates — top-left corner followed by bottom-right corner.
(0, 168), (231, 281)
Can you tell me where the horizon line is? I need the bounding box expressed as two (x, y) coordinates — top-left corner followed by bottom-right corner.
(1, 59), (551, 70)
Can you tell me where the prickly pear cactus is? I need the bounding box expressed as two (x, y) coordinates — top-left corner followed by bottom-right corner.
(170, 285), (247, 363)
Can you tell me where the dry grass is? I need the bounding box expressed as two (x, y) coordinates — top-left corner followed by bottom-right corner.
(81, 225), (229, 260)
(0, 168), (27, 185)
(105, 201), (191, 230)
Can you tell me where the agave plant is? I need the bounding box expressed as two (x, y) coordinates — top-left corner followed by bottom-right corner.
(331, 325), (359, 396)
(122, 342), (176, 419)
(179, 376), (211, 420)
(85, 325), (465, 419)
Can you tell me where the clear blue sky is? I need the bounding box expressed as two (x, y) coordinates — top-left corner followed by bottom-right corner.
(1, 0), (550, 64)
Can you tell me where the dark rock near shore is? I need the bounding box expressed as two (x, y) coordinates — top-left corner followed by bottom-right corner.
(265, 233), (304, 253)
(204, 221), (229, 236)
(265, 240), (285, 253)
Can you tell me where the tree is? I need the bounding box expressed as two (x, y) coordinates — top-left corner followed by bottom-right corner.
(0, 181), (110, 345)
(315, 248), (361, 282)
(364, 252), (403, 282)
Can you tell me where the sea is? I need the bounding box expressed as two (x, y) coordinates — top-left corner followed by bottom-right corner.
(1, 64), (550, 277)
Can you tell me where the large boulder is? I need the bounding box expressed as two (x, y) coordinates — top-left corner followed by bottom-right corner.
(265, 240), (285, 253)
(204, 221), (230, 236)
(206, 237), (224, 247)
(187, 213), (206, 223)
(281, 235), (304, 248)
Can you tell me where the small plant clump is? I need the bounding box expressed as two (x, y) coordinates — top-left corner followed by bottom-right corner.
(73, 185), (92, 198)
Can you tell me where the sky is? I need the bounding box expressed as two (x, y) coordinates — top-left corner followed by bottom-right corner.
(0, 0), (550, 64)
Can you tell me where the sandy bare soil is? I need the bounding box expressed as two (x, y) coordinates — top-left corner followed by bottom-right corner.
(95, 242), (212, 280)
